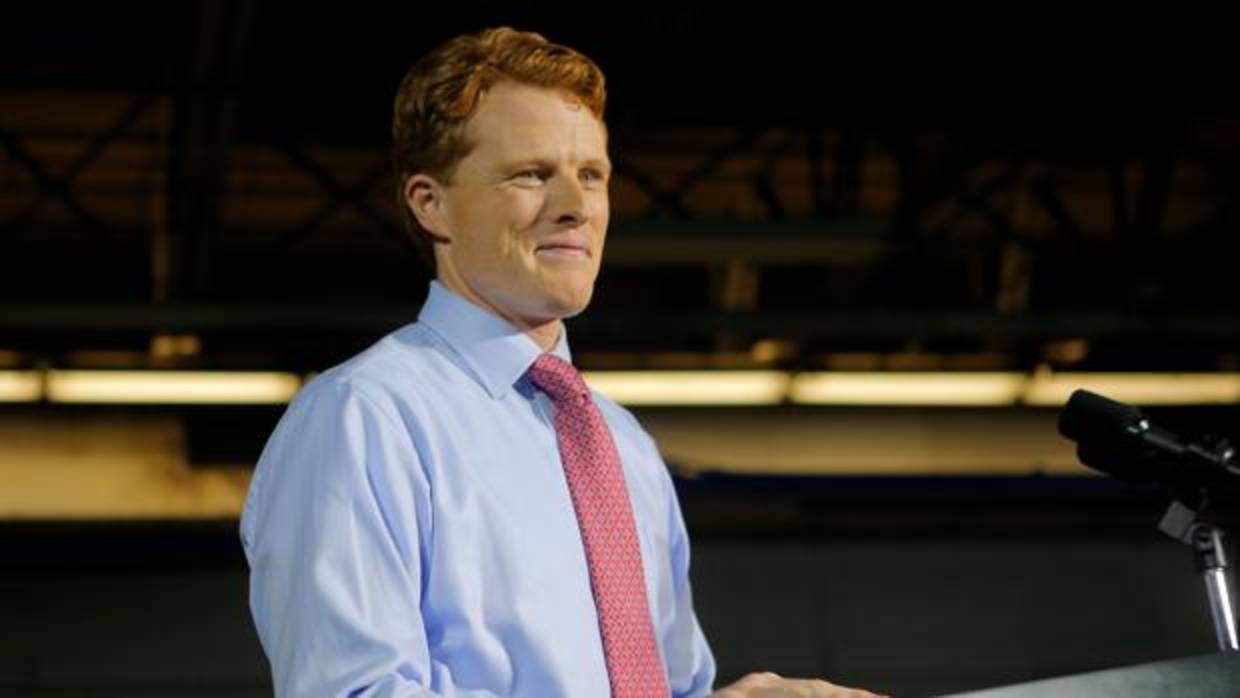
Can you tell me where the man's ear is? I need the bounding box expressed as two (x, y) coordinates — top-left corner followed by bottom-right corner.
(404, 173), (452, 243)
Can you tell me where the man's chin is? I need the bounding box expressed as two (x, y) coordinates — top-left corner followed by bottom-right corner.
(536, 291), (593, 323)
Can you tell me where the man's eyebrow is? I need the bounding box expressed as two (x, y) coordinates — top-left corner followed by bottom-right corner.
(495, 157), (554, 171)
(579, 157), (612, 171)
(495, 156), (612, 172)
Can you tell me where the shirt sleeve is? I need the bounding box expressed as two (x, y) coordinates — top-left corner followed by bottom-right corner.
(239, 379), (498, 697)
(660, 462), (718, 697)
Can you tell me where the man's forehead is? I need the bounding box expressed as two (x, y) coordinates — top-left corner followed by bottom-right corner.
(466, 84), (608, 154)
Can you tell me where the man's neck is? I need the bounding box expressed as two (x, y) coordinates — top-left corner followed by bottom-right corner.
(433, 277), (564, 353)
(523, 321), (562, 353)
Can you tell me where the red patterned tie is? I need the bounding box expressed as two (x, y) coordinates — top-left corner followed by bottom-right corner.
(527, 354), (669, 698)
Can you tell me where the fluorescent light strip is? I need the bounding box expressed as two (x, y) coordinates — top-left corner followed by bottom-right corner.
(1, 368), (1238, 407)
(46, 370), (302, 404)
(0, 371), (42, 402)
(591, 371), (1240, 406)
(583, 371), (790, 406)
(1023, 372), (1240, 406)
(789, 372), (1027, 406)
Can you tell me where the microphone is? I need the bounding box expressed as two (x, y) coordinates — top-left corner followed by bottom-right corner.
(1057, 389), (1240, 504)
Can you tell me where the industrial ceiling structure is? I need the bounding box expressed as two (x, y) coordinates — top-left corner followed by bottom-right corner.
(2, 3), (1239, 515)
(4, 5), (1237, 367)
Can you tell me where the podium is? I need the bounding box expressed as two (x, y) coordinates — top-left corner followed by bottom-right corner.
(938, 652), (1240, 697)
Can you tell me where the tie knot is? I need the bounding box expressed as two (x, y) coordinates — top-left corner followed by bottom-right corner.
(526, 354), (590, 404)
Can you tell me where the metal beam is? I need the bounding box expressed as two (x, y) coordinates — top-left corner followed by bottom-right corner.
(2, 302), (1238, 342)
(0, 128), (136, 254)
(164, 0), (254, 301)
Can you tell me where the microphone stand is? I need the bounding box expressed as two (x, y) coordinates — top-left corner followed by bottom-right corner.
(1159, 498), (1239, 651)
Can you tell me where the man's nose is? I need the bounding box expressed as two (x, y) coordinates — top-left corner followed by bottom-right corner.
(547, 173), (587, 226)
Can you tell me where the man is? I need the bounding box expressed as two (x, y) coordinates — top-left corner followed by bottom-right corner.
(241, 27), (885, 698)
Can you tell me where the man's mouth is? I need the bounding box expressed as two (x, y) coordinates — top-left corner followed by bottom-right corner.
(535, 243), (590, 259)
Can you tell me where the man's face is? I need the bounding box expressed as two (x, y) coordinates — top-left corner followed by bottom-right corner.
(424, 81), (611, 331)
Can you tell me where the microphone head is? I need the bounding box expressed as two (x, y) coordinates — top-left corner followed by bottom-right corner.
(1058, 389), (1142, 444)
(1058, 390), (1240, 503)
(1058, 389), (1160, 482)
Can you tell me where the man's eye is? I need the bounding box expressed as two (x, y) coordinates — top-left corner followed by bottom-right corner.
(581, 169), (605, 184)
(514, 170), (546, 183)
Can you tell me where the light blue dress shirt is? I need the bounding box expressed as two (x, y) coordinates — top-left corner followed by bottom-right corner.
(240, 281), (716, 697)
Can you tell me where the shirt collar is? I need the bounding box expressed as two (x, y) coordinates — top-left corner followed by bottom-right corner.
(416, 281), (573, 400)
